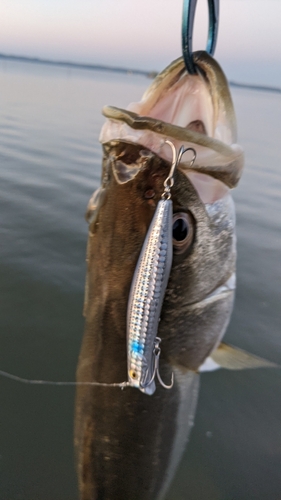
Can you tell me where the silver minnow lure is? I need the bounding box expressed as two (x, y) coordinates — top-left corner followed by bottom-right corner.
(127, 141), (196, 395)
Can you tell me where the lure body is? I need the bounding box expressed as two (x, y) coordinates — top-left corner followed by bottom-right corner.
(127, 198), (173, 395)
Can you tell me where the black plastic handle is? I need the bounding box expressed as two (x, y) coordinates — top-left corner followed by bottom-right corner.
(182, 0), (219, 74)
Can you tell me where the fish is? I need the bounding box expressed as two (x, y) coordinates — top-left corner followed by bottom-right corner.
(74, 51), (263, 500)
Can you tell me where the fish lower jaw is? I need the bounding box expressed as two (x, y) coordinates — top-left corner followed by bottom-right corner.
(180, 271), (236, 308)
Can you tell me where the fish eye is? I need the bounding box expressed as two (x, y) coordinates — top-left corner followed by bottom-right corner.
(172, 212), (194, 254)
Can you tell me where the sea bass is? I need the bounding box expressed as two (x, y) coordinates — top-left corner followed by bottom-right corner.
(75, 51), (244, 500)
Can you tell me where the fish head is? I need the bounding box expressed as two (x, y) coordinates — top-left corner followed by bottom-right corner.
(84, 142), (236, 379)
(83, 51), (243, 378)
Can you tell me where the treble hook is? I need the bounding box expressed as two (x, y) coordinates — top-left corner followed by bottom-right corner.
(182, 0), (220, 74)
(141, 337), (174, 390)
(177, 145), (196, 167)
(154, 338), (174, 389)
(162, 141), (197, 197)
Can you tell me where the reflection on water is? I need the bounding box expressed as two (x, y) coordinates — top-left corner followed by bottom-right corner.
(0, 60), (281, 499)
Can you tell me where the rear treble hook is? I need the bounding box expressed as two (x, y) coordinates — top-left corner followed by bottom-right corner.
(142, 337), (174, 390)
(182, 0), (220, 74)
(154, 337), (174, 389)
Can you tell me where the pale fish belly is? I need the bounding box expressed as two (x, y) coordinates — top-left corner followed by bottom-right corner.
(156, 368), (199, 500)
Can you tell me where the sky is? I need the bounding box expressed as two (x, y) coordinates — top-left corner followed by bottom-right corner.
(1, 0), (281, 86)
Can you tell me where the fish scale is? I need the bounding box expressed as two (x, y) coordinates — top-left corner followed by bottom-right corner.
(127, 198), (173, 394)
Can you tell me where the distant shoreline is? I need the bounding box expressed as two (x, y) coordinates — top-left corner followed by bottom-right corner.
(228, 80), (281, 94)
(0, 53), (280, 94)
(0, 53), (157, 79)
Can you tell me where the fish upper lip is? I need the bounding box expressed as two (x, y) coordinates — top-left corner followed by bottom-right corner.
(101, 109), (244, 189)
(102, 105), (234, 157)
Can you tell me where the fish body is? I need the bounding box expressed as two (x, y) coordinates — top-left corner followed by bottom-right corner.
(75, 52), (244, 499)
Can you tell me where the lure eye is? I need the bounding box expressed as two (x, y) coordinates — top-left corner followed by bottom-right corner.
(129, 369), (137, 380)
(172, 212), (194, 255)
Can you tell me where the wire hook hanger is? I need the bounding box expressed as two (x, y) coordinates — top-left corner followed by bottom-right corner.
(182, 0), (219, 74)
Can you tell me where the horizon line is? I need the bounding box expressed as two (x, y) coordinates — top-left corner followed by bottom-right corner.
(0, 53), (280, 94)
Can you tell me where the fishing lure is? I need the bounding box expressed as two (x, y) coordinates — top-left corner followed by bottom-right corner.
(127, 141), (196, 395)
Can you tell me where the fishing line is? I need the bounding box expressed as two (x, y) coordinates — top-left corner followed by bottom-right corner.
(0, 369), (128, 388)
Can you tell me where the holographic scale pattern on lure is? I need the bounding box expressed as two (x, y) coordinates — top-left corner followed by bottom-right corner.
(127, 197), (173, 395)
(127, 141), (196, 395)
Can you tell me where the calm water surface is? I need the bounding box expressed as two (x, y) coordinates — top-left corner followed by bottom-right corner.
(0, 60), (280, 500)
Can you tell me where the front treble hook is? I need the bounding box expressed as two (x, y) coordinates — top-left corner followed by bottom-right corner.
(182, 0), (220, 74)
(162, 141), (197, 200)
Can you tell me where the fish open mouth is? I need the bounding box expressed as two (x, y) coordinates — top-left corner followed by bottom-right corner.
(100, 51), (244, 190)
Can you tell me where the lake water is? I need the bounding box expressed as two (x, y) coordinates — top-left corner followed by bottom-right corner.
(0, 60), (280, 500)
